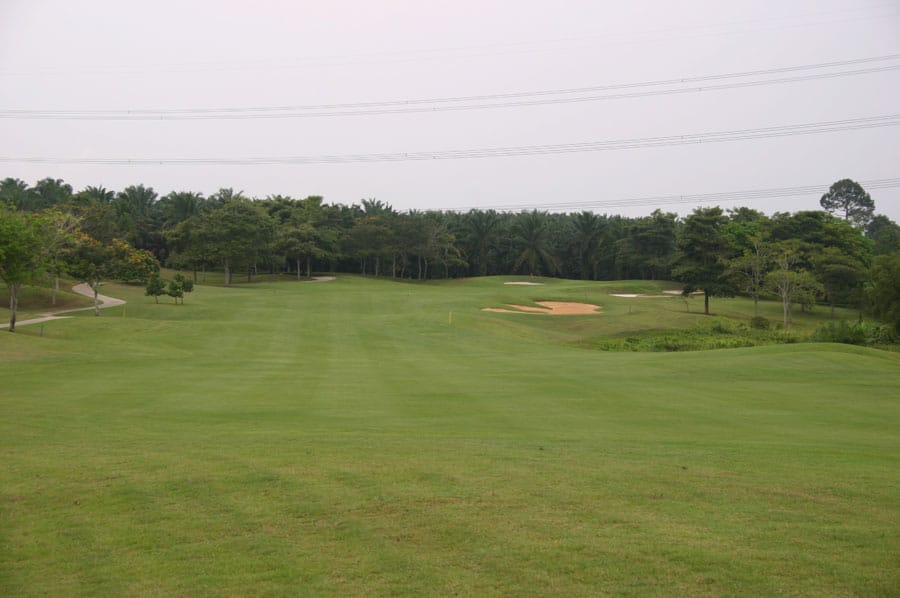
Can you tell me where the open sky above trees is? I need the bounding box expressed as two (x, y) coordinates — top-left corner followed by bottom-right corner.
(1, 1), (898, 220)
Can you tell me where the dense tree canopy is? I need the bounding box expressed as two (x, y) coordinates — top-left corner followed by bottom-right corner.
(820, 178), (875, 228)
(2, 175), (897, 331)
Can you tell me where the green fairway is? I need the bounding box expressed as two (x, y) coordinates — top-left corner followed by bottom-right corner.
(1, 276), (898, 595)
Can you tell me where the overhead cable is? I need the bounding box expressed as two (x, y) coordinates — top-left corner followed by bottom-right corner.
(2, 54), (898, 121)
(1, 114), (897, 166)
(439, 178), (900, 212)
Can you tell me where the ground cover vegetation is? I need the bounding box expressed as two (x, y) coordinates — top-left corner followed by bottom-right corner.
(0, 275), (898, 595)
(3, 176), (899, 336)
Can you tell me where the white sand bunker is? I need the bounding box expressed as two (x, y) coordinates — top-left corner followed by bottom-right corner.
(483, 301), (602, 316)
(504, 281), (544, 286)
(610, 293), (671, 298)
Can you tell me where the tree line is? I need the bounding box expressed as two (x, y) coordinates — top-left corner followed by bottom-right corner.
(2, 176), (899, 333)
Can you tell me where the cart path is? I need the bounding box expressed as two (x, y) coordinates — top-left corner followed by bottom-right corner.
(1, 283), (124, 329)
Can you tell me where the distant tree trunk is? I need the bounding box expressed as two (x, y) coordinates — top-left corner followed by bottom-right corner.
(192, 269), (198, 284)
(297, 259), (302, 279)
(51, 275), (59, 306)
(417, 255), (422, 279)
(91, 281), (100, 316)
(392, 254), (397, 278)
(306, 257), (311, 278)
(704, 290), (710, 315)
(224, 259), (231, 286)
(753, 294), (759, 317)
(375, 257), (380, 277)
(7, 284), (19, 332)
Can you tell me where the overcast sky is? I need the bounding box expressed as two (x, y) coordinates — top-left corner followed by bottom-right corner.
(1, 0), (898, 221)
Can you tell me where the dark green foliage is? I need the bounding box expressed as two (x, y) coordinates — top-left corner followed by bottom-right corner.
(820, 178), (875, 227)
(511, 210), (559, 276)
(813, 320), (895, 345)
(869, 252), (900, 333)
(0, 207), (47, 330)
(672, 207), (734, 314)
(749, 316), (770, 330)
(165, 273), (194, 304)
(145, 274), (166, 303)
(5, 175), (899, 337)
(866, 215), (900, 255)
(591, 319), (799, 352)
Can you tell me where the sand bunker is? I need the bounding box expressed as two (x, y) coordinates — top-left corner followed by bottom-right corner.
(482, 301), (602, 315)
(610, 293), (671, 298)
(504, 281), (544, 286)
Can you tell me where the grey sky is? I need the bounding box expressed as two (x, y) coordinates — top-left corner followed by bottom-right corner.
(1, 0), (898, 221)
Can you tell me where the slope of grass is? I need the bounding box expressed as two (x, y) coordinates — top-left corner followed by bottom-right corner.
(1, 276), (898, 595)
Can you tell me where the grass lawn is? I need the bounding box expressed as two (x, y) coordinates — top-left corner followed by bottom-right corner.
(1, 276), (898, 595)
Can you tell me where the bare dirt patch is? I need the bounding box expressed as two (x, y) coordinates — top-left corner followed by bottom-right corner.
(504, 281), (544, 286)
(482, 301), (602, 315)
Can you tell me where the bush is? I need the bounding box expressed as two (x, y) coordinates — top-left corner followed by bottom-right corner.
(749, 316), (770, 330)
(812, 320), (896, 346)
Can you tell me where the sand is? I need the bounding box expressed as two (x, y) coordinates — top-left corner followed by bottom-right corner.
(482, 301), (602, 316)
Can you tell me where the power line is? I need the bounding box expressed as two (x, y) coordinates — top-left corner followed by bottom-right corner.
(1, 114), (897, 166)
(439, 178), (900, 212)
(2, 54), (898, 120)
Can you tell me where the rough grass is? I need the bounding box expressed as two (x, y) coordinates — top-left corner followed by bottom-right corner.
(1, 275), (898, 596)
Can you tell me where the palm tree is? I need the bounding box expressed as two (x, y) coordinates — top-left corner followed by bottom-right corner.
(0, 177), (32, 209)
(512, 210), (559, 276)
(464, 210), (501, 276)
(570, 211), (603, 280)
(159, 191), (203, 228)
(75, 185), (115, 205)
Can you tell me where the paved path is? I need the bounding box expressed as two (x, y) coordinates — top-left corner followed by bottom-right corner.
(1, 283), (125, 329)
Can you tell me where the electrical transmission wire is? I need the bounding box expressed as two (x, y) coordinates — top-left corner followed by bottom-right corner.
(2, 54), (898, 121)
(2, 114), (897, 166)
(438, 178), (900, 212)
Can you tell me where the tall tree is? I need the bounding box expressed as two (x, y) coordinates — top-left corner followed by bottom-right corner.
(869, 252), (900, 333)
(672, 207), (733, 315)
(26, 178), (73, 212)
(570, 211), (604, 280)
(726, 238), (770, 317)
(39, 208), (81, 306)
(0, 178), (32, 209)
(820, 179), (875, 228)
(812, 246), (868, 318)
(192, 199), (274, 285)
(865, 215), (900, 256)
(68, 235), (159, 315)
(0, 208), (47, 331)
(765, 242), (822, 327)
(74, 185), (115, 205)
(464, 210), (501, 276)
(115, 184), (162, 253)
(512, 210), (559, 276)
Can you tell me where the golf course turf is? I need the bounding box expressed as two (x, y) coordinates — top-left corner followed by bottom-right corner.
(1, 276), (898, 595)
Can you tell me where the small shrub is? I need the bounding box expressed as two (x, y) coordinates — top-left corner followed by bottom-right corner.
(749, 316), (770, 330)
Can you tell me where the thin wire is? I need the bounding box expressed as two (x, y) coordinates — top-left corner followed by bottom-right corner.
(440, 178), (900, 212)
(1, 114), (897, 165)
(2, 54), (898, 120)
